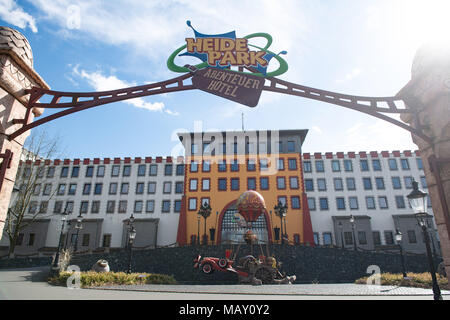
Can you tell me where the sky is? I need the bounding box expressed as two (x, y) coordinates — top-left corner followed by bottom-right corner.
(1, 0), (449, 159)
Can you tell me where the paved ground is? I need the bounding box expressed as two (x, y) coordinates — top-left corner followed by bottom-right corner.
(0, 267), (449, 300)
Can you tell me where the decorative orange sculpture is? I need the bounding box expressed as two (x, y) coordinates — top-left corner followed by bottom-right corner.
(236, 190), (266, 222)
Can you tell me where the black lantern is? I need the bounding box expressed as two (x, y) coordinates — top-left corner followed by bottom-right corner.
(274, 201), (288, 244)
(198, 201), (212, 245)
(73, 213), (83, 252)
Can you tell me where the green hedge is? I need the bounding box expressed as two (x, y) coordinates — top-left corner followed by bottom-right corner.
(355, 272), (448, 290)
(49, 271), (177, 288)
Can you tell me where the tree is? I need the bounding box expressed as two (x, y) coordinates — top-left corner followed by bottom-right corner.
(4, 129), (62, 257)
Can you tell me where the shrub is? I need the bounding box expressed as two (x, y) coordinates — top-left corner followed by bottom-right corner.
(355, 272), (448, 290)
(49, 271), (177, 288)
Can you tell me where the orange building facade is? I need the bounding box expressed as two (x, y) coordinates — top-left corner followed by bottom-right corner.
(176, 129), (314, 246)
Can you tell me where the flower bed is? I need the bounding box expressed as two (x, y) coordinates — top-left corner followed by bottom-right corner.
(355, 272), (448, 290)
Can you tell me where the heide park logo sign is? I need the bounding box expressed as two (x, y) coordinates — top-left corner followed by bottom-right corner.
(167, 21), (288, 107)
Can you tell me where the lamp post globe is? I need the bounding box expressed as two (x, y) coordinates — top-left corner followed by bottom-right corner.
(406, 180), (442, 300)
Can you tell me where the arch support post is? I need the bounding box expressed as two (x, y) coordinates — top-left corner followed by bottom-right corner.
(0, 28), (49, 238)
(397, 43), (450, 283)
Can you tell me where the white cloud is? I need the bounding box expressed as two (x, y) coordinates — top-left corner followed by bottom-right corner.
(311, 126), (322, 134)
(0, 0), (37, 32)
(336, 68), (362, 84)
(71, 65), (178, 115)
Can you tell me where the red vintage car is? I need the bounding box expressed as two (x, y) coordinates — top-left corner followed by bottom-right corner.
(193, 254), (251, 278)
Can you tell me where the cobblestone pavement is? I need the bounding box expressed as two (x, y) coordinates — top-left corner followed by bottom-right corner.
(95, 283), (450, 296)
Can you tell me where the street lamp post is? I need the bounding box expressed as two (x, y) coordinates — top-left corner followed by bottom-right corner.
(274, 201), (288, 245)
(407, 179), (442, 300)
(126, 214), (136, 274)
(74, 213), (83, 252)
(49, 205), (70, 277)
(395, 229), (408, 278)
(197, 213), (200, 245)
(349, 215), (357, 251)
(338, 221), (344, 248)
(198, 201), (212, 245)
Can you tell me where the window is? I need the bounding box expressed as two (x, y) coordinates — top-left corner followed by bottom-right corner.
(346, 178), (356, 190)
(305, 179), (314, 191)
(68, 184), (77, 195)
(54, 201), (63, 214)
(303, 161), (312, 173)
(82, 234), (90, 247)
(149, 164), (158, 176)
(218, 160), (227, 172)
(315, 161), (324, 172)
(360, 160), (369, 171)
(16, 233), (24, 246)
(366, 196), (376, 209)
(362, 177), (372, 190)
(65, 201), (74, 214)
(259, 142), (267, 153)
(378, 196), (388, 209)
(407, 230), (417, 243)
(401, 159), (410, 170)
(189, 179), (198, 191)
(233, 142), (238, 154)
(323, 233), (332, 245)
(375, 177), (385, 190)
(317, 178), (326, 191)
(278, 196), (287, 206)
(123, 165), (131, 177)
(203, 142), (211, 154)
(146, 200), (155, 213)
(43, 183), (52, 195)
(137, 164), (146, 176)
(61, 166), (69, 178)
(191, 143), (198, 154)
(392, 177), (402, 189)
(57, 184), (66, 195)
(416, 158), (423, 170)
(388, 159), (398, 170)
(163, 181), (172, 194)
(290, 177), (299, 189)
(384, 231), (394, 245)
(277, 158), (284, 170)
(91, 201), (100, 214)
(111, 165), (120, 177)
(80, 201), (89, 214)
(259, 159), (268, 171)
(248, 178), (256, 190)
(109, 183), (117, 195)
(420, 176), (427, 189)
(28, 201), (38, 214)
(102, 234), (111, 248)
(404, 176), (413, 189)
(28, 233), (35, 246)
(106, 201), (115, 214)
(202, 178), (210, 191)
(307, 197), (316, 210)
(288, 159), (297, 170)
(349, 197), (358, 210)
(334, 178), (343, 191)
(165, 164), (173, 175)
(202, 160), (211, 172)
(358, 231), (367, 245)
(277, 177), (286, 189)
(218, 178), (227, 191)
(148, 182), (156, 194)
(94, 183), (102, 195)
(190, 161), (198, 172)
(121, 183), (129, 194)
(189, 198), (197, 210)
(260, 177), (269, 190)
(82, 183), (91, 195)
(231, 159), (239, 171)
(176, 164), (184, 176)
(319, 198), (329, 210)
(39, 201), (48, 214)
(71, 166), (79, 177)
(287, 141), (295, 152)
(331, 160), (340, 172)
(175, 181), (183, 194)
(97, 165), (105, 177)
(86, 166), (94, 177)
(136, 182), (144, 194)
(118, 200), (127, 213)
(373, 231), (381, 246)
(313, 233), (319, 245)
(231, 178), (239, 191)
(246, 142), (255, 154)
(174, 200), (181, 213)
(291, 196), (301, 209)
(395, 196), (406, 209)
(344, 160), (353, 172)
(201, 198), (210, 206)
(344, 232), (353, 245)
(336, 197), (346, 210)
(372, 159), (381, 171)
(247, 159), (256, 171)
(162, 200), (171, 213)
(47, 167), (55, 178)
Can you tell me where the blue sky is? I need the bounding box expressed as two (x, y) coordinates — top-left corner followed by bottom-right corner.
(1, 0), (448, 159)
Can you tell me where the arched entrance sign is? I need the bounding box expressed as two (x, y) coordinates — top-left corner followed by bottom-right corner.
(0, 21), (432, 192)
